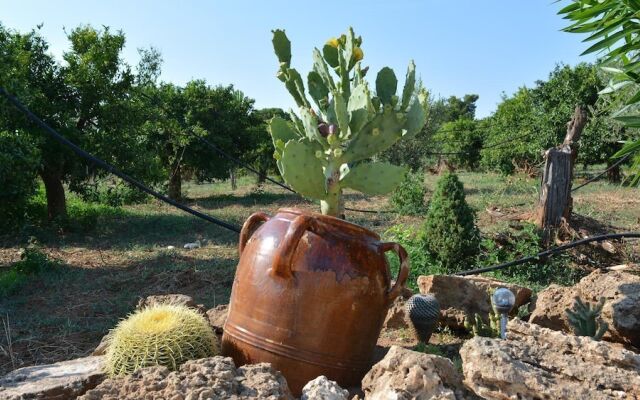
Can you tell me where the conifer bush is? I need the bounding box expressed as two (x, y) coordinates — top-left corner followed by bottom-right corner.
(421, 172), (480, 273)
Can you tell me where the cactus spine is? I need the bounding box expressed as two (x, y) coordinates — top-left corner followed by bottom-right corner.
(105, 304), (219, 376)
(269, 27), (427, 217)
(565, 296), (608, 341)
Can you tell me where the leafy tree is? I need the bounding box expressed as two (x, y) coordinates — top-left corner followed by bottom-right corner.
(433, 119), (484, 169)
(421, 172), (480, 273)
(141, 81), (256, 199)
(559, 0), (640, 185)
(481, 63), (630, 177)
(481, 87), (540, 174)
(246, 108), (288, 184)
(0, 131), (40, 230)
(442, 94), (479, 121)
(0, 24), (152, 219)
(383, 90), (480, 171)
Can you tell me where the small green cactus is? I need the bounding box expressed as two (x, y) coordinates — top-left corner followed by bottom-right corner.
(464, 311), (501, 338)
(565, 296), (609, 341)
(105, 304), (219, 376)
(269, 27), (427, 217)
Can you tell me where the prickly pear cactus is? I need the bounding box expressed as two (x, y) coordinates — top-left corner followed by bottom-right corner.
(464, 311), (501, 338)
(269, 27), (427, 216)
(105, 304), (219, 376)
(565, 296), (609, 341)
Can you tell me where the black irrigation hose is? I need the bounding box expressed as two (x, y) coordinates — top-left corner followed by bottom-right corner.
(0, 87), (242, 234)
(571, 153), (632, 192)
(454, 232), (640, 276)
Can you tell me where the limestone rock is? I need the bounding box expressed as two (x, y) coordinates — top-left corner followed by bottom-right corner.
(301, 375), (349, 400)
(361, 345), (469, 400)
(382, 297), (409, 330)
(460, 319), (640, 399)
(464, 275), (532, 312)
(418, 275), (531, 330)
(79, 356), (294, 399)
(0, 356), (105, 400)
(529, 269), (640, 347)
(206, 303), (229, 333)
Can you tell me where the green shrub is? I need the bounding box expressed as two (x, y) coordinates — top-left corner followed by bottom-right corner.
(384, 224), (442, 292)
(0, 239), (59, 296)
(71, 179), (150, 206)
(0, 131), (40, 231)
(477, 223), (587, 289)
(390, 173), (427, 215)
(421, 173), (480, 273)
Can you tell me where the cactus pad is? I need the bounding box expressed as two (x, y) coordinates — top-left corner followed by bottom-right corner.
(280, 139), (327, 200)
(105, 304), (218, 376)
(271, 29), (291, 65)
(343, 108), (404, 162)
(375, 67), (398, 106)
(401, 61), (416, 110)
(341, 161), (406, 195)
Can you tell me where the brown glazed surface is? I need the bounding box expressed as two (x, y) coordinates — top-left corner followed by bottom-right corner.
(221, 208), (409, 395)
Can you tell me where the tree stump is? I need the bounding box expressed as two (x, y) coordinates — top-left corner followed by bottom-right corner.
(536, 106), (587, 233)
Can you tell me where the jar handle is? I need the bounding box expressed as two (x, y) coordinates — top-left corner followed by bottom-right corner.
(271, 214), (316, 279)
(380, 242), (410, 304)
(239, 212), (270, 255)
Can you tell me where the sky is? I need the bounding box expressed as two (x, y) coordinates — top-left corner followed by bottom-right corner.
(0, 0), (595, 118)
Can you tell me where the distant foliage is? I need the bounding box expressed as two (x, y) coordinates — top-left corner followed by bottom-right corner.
(0, 131), (40, 230)
(421, 173), (480, 273)
(71, 179), (150, 206)
(433, 119), (483, 170)
(390, 172), (427, 215)
(480, 63), (634, 176)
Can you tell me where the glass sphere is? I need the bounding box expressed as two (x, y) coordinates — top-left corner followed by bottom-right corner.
(492, 288), (516, 313)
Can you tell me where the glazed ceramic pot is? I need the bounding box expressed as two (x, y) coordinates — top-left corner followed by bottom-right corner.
(221, 208), (409, 395)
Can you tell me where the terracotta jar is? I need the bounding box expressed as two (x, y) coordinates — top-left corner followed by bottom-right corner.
(221, 208), (409, 395)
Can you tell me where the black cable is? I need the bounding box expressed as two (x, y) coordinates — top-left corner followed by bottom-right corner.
(571, 154), (632, 192)
(0, 87), (242, 234)
(454, 232), (640, 276)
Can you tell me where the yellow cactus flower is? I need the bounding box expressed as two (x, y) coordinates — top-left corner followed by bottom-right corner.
(353, 47), (364, 62)
(326, 38), (339, 48)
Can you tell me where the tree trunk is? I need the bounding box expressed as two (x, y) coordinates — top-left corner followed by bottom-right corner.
(536, 106), (587, 234)
(256, 167), (267, 185)
(168, 164), (182, 200)
(230, 169), (237, 190)
(606, 160), (622, 183)
(40, 166), (67, 221)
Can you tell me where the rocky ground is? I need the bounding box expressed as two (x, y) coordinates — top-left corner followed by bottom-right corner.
(1, 268), (639, 399)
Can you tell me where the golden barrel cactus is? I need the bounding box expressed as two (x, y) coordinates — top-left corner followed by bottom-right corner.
(105, 303), (219, 376)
